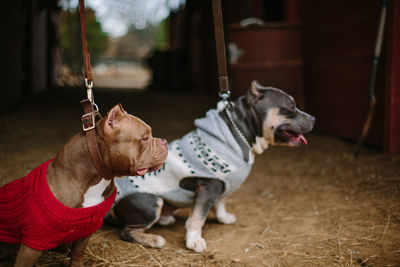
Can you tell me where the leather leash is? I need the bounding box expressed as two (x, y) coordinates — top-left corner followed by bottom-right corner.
(79, 0), (114, 180)
(79, 0), (93, 93)
(212, 0), (254, 155)
(212, 0), (231, 103)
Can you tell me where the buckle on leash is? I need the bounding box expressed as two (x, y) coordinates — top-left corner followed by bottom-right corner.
(82, 111), (95, 131)
(80, 98), (100, 132)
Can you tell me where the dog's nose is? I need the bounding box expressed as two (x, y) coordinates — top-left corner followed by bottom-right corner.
(159, 139), (168, 147)
(310, 116), (316, 125)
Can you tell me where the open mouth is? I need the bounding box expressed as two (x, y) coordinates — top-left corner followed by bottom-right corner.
(275, 125), (308, 146)
(136, 163), (164, 176)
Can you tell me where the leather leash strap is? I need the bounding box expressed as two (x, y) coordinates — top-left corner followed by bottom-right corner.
(80, 99), (114, 180)
(79, 0), (113, 180)
(212, 0), (230, 98)
(79, 0), (93, 86)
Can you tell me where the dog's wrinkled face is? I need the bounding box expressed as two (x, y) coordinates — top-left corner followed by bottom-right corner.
(99, 104), (168, 177)
(247, 81), (315, 153)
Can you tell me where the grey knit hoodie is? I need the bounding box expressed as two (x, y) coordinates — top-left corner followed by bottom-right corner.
(115, 109), (253, 207)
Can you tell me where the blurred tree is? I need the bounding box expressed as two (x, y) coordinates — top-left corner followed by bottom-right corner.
(154, 17), (170, 51)
(60, 7), (109, 74)
(85, 9), (109, 61)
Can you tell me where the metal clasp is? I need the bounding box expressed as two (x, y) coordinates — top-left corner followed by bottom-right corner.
(83, 77), (100, 118)
(85, 78), (94, 103)
(219, 91), (234, 109)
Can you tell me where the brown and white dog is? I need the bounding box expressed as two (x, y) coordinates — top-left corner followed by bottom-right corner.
(0, 104), (168, 267)
(108, 81), (315, 253)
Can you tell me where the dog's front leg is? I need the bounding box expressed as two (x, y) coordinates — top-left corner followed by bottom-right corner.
(213, 198), (236, 224)
(185, 178), (223, 253)
(70, 235), (90, 267)
(14, 244), (43, 267)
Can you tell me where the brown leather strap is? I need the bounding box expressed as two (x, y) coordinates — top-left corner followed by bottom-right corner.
(79, 0), (113, 180)
(79, 0), (93, 83)
(81, 99), (114, 180)
(212, 0), (230, 96)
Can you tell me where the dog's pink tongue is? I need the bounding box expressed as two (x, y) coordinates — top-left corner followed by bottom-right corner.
(136, 168), (149, 176)
(298, 134), (308, 145)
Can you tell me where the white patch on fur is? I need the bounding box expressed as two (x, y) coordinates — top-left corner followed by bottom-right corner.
(262, 108), (290, 145)
(149, 235), (166, 247)
(252, 136), (269, 154)
(124, 228), (166, 248)
(248, 151), (255, 164)
(185, 213), (207, 252)
(158, 215), (176, 226)
(250, 108), (288, 155)
(186, 231), (207, 253)
(82, 178), (111, 207)
(138, 233), (166, 248)
(214, 201), (236, 224)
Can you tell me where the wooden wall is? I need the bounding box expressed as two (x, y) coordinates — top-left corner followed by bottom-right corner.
(0, 1), (58, 113)
(175, 0), (399, 153)
(301, 0), (386, 147)
(0, 1), (26, 113)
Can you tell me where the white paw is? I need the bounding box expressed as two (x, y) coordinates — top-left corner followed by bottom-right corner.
(158, 215), (176, 226)
(186, 232), (207, 253)
(143, 234), (166, 248)
(217, 213), (236, 224)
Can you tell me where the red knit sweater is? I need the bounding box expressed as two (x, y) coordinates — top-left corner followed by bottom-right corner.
(0, 160), (116, 251)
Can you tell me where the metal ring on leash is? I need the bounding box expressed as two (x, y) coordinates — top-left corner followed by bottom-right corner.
(219, 91), (234, 110)
(93, 103), (99, 112)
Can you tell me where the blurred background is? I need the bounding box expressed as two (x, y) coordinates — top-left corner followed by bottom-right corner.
(0, 0), (399, 155)
(1, 1), (400, 266)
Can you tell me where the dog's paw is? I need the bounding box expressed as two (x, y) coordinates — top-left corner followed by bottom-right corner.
(158, 215), (176, 226)
(217, 212), (236, 224)
(143, 234), (166, 248)
(186, 232), (207, 253)
(122, 230), (166, 248)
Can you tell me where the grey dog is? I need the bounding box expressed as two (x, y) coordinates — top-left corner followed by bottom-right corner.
(107, 81), (315, 253)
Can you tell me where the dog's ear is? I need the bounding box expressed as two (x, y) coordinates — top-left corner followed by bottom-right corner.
(251, 80), (262, 95)
(117, 103), (125, 113)
(104, 104), (125, 134)
(246, 80), (263, 105)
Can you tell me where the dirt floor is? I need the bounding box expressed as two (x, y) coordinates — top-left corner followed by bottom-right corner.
(0, 88), (399, 267)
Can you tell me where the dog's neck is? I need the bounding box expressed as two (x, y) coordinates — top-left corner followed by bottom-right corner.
(219, 97), (268, 162)
(46, 131), (115, 208)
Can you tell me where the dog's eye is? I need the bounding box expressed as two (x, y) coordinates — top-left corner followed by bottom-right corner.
(280, 108), (295, 117)
(142, 136), (149, 142)
(280, 101), (297, 117)
(288, 102), (296, 112)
